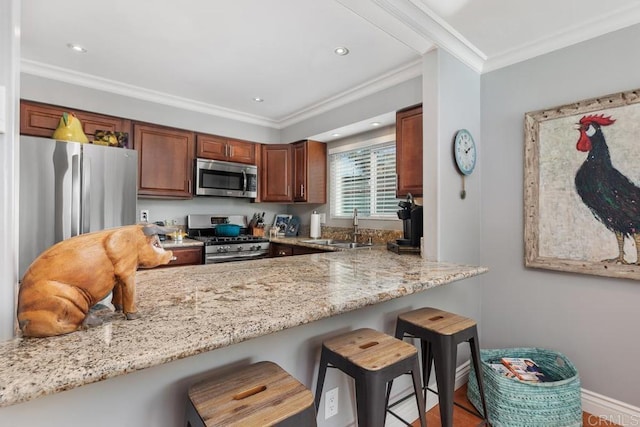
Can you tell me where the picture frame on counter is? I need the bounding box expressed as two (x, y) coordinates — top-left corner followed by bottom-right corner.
(273, 214), (292, 235)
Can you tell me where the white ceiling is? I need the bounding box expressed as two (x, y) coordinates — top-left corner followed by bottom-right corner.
(20, 0), (640, 135)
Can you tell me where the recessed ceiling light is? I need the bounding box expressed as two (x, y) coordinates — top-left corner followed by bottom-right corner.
(66, 43), (87, 53)
(253, 97), (264, 103)
(371, 122), (381, 127)
(331, 133), (341, 137)
(334, 47), (349, 56)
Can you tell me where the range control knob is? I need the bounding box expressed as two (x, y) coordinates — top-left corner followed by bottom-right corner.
(237, 246), (243, 252)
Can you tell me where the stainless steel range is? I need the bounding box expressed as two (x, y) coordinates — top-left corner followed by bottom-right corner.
(187, 214), (270, 264)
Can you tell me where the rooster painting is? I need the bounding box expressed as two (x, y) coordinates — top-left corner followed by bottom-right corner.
(574, 114), (640, 264)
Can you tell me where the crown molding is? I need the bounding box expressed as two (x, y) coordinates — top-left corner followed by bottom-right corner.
(21, 58), (423, 130)
(20, 59), (280, 128)
(483, 3), (640, 73)
(278, 59), (422, 128)
(337, 0), (486, 73)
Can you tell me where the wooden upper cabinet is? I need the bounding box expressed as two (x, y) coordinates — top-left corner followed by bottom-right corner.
(292, 140), (326, 203)
(20, 100), (131, 142)
(260, 144), (292, 202)
(260, 140), (327, 204)
(196, 133), (256, 165)
(134, 122), (195, 199)
(396, 104), (423, 198)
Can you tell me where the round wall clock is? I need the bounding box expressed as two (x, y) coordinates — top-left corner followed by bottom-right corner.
(453, 129), (477, 176)
(453, 129), (477, 199)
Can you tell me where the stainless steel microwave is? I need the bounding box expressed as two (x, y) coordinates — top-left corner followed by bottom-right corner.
(194, 158), (258, 198)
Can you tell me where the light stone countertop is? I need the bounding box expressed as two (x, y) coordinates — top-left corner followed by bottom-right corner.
(0, 250), (487, 408)
(161, 237), (204, 249)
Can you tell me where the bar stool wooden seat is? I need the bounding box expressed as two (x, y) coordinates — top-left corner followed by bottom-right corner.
(314, 328), (426, 427)
(186, 361), (316, 427)
(391, 307), (489, 427)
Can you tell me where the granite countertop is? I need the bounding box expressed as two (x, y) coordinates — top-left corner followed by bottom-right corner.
(161, 237), (204, 249)
(269, 236), (377, 251)
(0, 250), (487, 408)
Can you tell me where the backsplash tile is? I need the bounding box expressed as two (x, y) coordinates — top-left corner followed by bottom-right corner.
(297, 225), (403, 244)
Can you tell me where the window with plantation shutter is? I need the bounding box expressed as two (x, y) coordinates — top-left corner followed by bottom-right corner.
(329, 138), (399, 219)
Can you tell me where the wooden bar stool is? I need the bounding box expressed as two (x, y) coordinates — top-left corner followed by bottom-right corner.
(391, 307), (489, 427)
(314, 328), (426, 427)
(186, 361), (316, 427)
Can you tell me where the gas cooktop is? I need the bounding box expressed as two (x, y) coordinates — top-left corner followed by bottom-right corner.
(191, 235), (267, 245)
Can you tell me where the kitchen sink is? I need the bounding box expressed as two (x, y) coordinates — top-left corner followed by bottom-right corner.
(301, 239), (336, 245)
(301, 239), (372, 249)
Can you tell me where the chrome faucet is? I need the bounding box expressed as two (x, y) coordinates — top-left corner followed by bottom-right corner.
(352, 208), (360, 243)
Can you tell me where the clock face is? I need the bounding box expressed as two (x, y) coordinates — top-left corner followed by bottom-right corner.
(454, 129), (476, 175)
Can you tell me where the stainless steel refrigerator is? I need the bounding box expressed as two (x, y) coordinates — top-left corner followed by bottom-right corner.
(19, 136), (138, 277)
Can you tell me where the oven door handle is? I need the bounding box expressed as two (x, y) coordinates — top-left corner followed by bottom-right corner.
(205, 252), (267, 263)
(242, 170), (247, 194)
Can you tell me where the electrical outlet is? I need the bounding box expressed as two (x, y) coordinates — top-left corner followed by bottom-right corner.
(319, 213), (326, 223)
(140, 210), (149, 223)
(325, 387), (338, 419)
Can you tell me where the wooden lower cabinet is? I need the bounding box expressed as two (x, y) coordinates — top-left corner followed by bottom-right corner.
(158, 246), (203, 268)
(134, 122), (195, 199)
(20, 100), (131, 142)
(270, 243), (328, 257)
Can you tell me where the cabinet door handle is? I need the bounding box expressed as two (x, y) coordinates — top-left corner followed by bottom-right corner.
(225, 144), (229, 157)
(301, 184), (304, 197)
(278, 250), (287, 256)
(229, 145), (233, 158)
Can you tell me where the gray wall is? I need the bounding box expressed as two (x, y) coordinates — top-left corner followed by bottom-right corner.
(480, 24), (640, 406)
(422, 48), (483, 343)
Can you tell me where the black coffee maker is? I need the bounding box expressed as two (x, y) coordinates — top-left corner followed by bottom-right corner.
(396, 193), (423, 247)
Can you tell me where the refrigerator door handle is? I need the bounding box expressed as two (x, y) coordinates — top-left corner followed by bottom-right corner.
(71, 154), (81, 237)
(81, 156), (91, 234)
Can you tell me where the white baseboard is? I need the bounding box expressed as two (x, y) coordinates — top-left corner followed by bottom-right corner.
(581, 388), (640, 426)
(386, 362), (640, 427)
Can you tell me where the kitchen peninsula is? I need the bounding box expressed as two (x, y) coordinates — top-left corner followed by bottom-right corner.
(0, 250), (486, 423)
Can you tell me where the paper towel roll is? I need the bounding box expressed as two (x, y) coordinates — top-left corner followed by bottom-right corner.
(310, 212), (321, 238)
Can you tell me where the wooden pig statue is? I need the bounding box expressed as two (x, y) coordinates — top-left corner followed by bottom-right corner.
(17, 224), (174, 338)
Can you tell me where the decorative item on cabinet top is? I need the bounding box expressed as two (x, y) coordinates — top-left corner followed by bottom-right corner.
(93, 130), (129, 148)
(52, 112), (89, 143)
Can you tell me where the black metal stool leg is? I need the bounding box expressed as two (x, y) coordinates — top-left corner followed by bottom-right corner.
(410, 357), (427, 427)
(469, 332), (489, 423)
(433, 336), (457, 427)
(367, 375), (390, 427)
(420, 338), (433, 404)
(314, 348), (329, 413)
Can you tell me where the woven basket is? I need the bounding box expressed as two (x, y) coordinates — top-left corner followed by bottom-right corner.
(467, 348), (581, 427)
